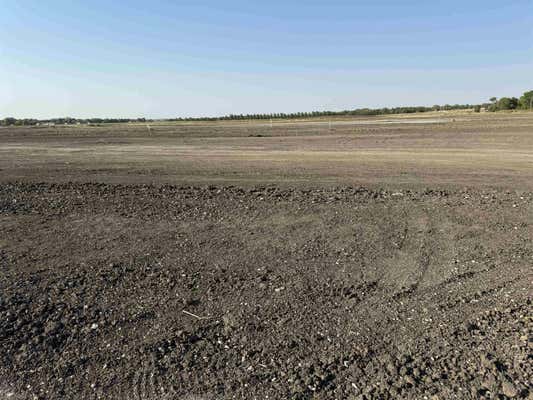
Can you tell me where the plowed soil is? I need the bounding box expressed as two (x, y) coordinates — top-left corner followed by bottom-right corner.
(0, 113), (532, 399)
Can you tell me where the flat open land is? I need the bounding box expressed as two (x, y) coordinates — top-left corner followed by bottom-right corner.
(2, 112), (533, 189)
(0, 112), (532, 399)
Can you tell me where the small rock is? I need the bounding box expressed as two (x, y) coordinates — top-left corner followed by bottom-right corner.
(222, 313), (239, 334)
(480, 353), (493, 368)
(405, 375), (416, 386)
(44, 321), (59, 334)
(501, 379), (518, 398)
(386, 362), (396, 374)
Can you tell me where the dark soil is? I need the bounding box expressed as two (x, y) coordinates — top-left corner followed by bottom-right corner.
(0, 183), (531, 399)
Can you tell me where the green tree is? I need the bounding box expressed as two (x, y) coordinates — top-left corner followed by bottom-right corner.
(488, 97), (498, 112)
(497, 97), (519, 110)
(519, 90), (533, 110)
(2, 117), (17, 126)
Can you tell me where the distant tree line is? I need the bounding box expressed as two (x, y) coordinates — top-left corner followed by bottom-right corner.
(482, 90), (533, 112)
(168, 104), (475, 122)
(0, 117), (148, 126)
(2, 90), (532, 126)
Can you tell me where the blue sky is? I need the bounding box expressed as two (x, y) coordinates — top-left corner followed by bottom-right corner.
(1, 0), (532, 118)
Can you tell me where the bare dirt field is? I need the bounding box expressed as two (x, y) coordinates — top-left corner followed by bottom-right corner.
(0, 112), (532, 399)
(2, 112), (533, 189)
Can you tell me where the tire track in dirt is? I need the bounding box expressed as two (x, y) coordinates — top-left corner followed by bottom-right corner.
(374, 204), (433, 298)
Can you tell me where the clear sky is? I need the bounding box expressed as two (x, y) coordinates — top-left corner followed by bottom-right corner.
(1, 0), (532, 119)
